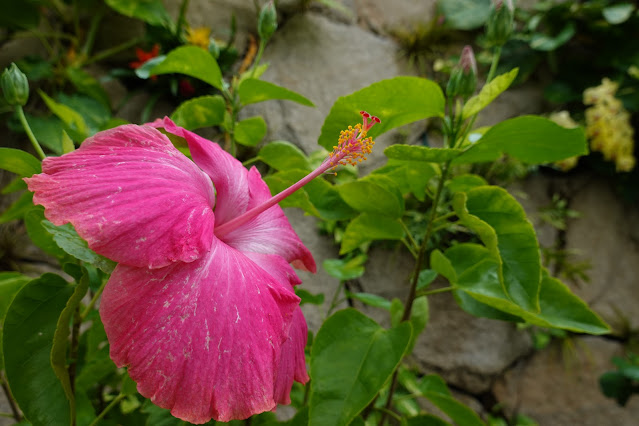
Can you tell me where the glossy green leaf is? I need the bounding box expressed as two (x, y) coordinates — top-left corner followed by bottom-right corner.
(235, 116), (267, 146)
(323, 255), (367, 281)
(239, 78), (314, 107)
(257, 140), (311, 171)
(603, 4), (635, 24)
(347, 292), (391, 310)
(66, 67), (110, 108)
(26, 114), (67, 155)
(150, 46), (222, 89)
(39, 91), (89, 141)
(384, 145), (463, 163)
(296, 289), (325, 306)
(446, 174), (487, 194)
(390, 296), (429, 352)
(105, 0), (173, 27)
(530, 22), (576, 51)
(57, 93), (111, 138)
(419, 375), (485, 426)
(338, 175), (404, 218)
(318, 77), (445, 150)
(453, 116), (588, 165)
(372, 159), (437, 201)
(417, 269), (438, 291)
(340, 213), (405, 254)
(437, 0), (491, 30)
(41, 220), (115, 273)
(3, 274), (74, 425)
(0, 272), (31, 369)
(430, 249), (456, 283)
(24, 207), (66, 257)
(51, 275), (89, 423)
(0, 190), (33, 223)
(170, 95), (225, 130)
(0, 147), (41, 177)
(310, 309), (411, 426)
(462, 186), (541, 311)
(462, 68), (518, 119)
(446, 244), (609, 333)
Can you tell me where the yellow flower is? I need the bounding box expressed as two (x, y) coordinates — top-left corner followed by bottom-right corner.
(584, 78), (635, 172)
(186, 26), (211, 49)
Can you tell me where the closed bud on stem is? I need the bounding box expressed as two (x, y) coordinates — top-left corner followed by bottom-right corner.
(446, 45), (478, 99)
(1, 63), (29, 107)
(258, 0), (278, 42)
(486, 0), (514, 46)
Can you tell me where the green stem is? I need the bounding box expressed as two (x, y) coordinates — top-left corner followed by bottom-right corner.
(399, 220), (419, 253)
(175, 0), (191, 38)
(81, 7), (105, 58)
(486, 45), (502, 84)
(89, 393), (126, 426)
(401, 238), (418, 259)
(325, 282), (344, 319)
(417, 286), (455, 297)
(250, 40), (266, 78)
(84, 37), (144, 66)
(16, 105), (46, 160)
(69, 306), (82, 424)
(378, 407), (402, 422)
(379, 163), (452, 426)
(0, 413), (15, 418)
(81, 278), (107, 320)
(242, 157), (259, 167)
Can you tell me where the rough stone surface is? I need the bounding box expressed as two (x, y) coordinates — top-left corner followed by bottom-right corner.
(241, 11), (414, 173)
(494, 336), (639, 426)
(355, 0), (437, 34)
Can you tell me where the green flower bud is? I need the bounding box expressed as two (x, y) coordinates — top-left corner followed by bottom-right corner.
(258, 0), (278, 42)
(446, 46), (478, 98)
(485, 0), (514, 46)
(1, 63), (29, 107)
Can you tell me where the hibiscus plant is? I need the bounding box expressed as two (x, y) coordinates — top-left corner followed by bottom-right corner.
(0, 1), (611, 426)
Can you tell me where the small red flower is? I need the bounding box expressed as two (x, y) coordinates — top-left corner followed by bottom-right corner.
(130, 43), (160, 69)
(179, 79), (196, 97)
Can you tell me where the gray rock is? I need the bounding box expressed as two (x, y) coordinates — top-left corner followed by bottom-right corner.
(354, 0), (437, 34)
(494, 336), (639, 426)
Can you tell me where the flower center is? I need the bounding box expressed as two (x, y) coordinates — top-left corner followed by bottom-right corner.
(214, 111), (380, 239)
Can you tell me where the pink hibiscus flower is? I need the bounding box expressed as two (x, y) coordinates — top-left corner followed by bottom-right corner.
(24, 112), (379, 423)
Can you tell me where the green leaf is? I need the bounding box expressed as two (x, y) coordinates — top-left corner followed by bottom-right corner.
(263, 171), (320, 217)
(372, 159), (437, 201)
(26, 114), (67, 155)
(337, 175), (404, 218)
(318, 77), (445, 151)
(603, 4), (635, 24)
(405, 415), (451, 426)
(39, 91), (89, 141)
(430, 249), (457, 283)
(239, 78), (314, 107)
(0, 0), (40, 29)
(296, 288), (325, 306)
(3, 274), (74, 425)
(530, 22), (576, 51)
(347, 292), (392, 310)
(51, 274), (89, 424)
(437, 0), (491, 30)
(0, 272), (31, 369)
(323, 255), (367, 281)
(0, 147), (41, 177)
(105, 0), (173, 27)
(453, 116), (588, 165)
(310, 309), (411, 426)
(340, 213), (405, 254)
(170, 95), (225, 130)
(41, 220), (115, 273)
(417, 269), (438, 291)
(24, 207), (65, 257)
(446, 174), (487, 194)
(419, 375), (485, 426)
(66, 67), (110, 108)
(462, 68), (518, 119)
(0, 190), (33, 223)
(384, 145), (463, 163)
(388, 297), (429, 352)
(446, 244), (609, 333)
(257, 141), (312, 171)
(464, 187), (540, 311)
(151, 46), (222, 89)
(235, 116), (267, 146)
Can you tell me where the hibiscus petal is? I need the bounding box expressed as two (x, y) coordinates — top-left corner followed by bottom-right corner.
(223, 167), (317, 273)
(100, 237), (300, 423)
(274, 307), (309, 405)
(152, 117), (250, 226)
(24, 124), (215, 269)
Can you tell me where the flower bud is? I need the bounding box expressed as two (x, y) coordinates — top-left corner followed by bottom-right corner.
(1, 63), (29, 107)
(446, 46), (478, 98)
(258, 1), (278, 42)
(485, 0), (514, 46)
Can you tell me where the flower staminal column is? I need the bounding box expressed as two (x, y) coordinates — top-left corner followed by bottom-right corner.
(25, 111), (379, 424)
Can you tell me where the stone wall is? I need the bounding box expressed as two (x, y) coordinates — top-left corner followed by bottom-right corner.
(1, 1), (638, 424)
